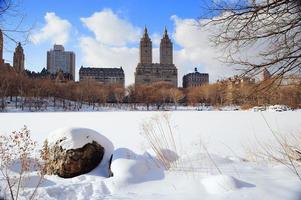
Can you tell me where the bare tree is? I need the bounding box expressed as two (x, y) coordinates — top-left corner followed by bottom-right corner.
(112, 85), (125, 108)
(0, 69), (10, 110)
(203, 0), (301, 82)
(169, 88), (184, 110)
(186, 86), (204, 106)
(0, 0), (13, 19)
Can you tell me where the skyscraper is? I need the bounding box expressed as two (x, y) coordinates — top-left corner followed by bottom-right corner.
(47, 44), (75, 80)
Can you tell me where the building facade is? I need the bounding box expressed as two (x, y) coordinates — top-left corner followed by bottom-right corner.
(182, 68), (209, 88)
(0, 29), (4, 66)
(218, 75), (255, 104)
(13, 42), (25, 72)
(79, 66), (125, 86)
(47, 45), (75, 80)
(135, 27), (177, 87)
(0, 29), (14, 69)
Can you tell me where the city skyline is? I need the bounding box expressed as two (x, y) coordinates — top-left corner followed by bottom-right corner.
(1, 0), (234, 86)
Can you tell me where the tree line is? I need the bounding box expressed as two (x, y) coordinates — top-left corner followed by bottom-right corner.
(0, 68), (300, 111)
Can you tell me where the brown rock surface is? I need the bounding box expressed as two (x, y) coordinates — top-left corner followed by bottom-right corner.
(45, 140), (104, 178)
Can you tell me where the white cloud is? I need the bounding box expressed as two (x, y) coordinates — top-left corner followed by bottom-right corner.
(151, 33), (161, 47)
(79, 9), (147, 85)
(171, 15), (236, 82)
(79, 9), (142, 85)
(80, 9), (141, 46)
(30, 12), (72, 45)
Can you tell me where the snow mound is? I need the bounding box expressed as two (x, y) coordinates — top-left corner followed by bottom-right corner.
(47, 127), (114, 166)
(106, 148), (164, 192)
(110, 148), (150, 182)
(201, 175), (254, 194)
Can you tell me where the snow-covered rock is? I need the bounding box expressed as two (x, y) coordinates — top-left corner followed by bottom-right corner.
(45, 127), (114, 178)
(47, 127), (114, 166)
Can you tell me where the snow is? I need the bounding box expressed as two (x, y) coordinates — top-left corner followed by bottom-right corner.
(201, 175), (254, 194)
(109, 148), (164, 187)
(0, 111), (301, 199)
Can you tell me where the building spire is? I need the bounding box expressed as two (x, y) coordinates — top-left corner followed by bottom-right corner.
(163, 26), (168, 38)
(143, 25), (149, 38)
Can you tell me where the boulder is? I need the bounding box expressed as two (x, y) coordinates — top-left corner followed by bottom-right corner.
(44, 127), (114, 178)
(45, 140), (104, 178)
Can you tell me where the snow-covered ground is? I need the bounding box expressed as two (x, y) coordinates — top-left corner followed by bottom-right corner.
(0, 111), (301, 199)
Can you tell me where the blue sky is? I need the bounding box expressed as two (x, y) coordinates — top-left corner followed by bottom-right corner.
(23, 0), (202, 31)
(2, 0), (233, 85)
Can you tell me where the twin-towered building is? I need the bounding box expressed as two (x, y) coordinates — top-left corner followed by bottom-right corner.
(134, 27), (178, 87)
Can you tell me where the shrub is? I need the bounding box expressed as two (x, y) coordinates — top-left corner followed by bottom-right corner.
(0, 126), (45, 200)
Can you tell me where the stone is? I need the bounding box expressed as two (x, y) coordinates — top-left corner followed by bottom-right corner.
(45, 140), (104, 178)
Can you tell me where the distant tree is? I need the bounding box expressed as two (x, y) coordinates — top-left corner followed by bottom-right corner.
(98, 85), (109, 106)
(132, 85), (152, 110)
(112, 85), (125, 107)
(169, 88), (184, 110)
(186, 87), (202, 106)
(0, 69), (11, 110)
(150, 82), (173, 110)
(125, 84), (136, 107)
(29, 79), (42, 111)
(74, 83), (85, 110)
(207, 83), (223, 105)
(186, 85), (214, 106)
(203, 0), (301, 82)
(80, 80), (96, 106)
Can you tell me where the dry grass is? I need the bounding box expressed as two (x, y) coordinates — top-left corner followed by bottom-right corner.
(141, 113), (240, 178)
(245, 114), (301, 181)
(199, 140), (223, 175)
(141, 113), (182, 170)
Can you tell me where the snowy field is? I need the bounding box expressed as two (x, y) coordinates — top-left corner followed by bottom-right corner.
(0, 111), (301, 199)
